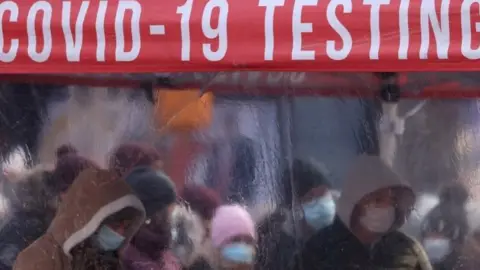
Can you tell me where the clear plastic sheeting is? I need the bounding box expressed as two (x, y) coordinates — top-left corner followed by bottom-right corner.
(185, 99), (280, 213)
(1, 72), (480, 270)
(37, 87), (157, 166)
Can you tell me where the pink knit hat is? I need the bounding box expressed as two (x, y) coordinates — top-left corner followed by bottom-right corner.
(211, 204), (256, 248)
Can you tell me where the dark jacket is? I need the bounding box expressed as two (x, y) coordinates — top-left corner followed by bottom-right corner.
(296, 217), (431, 270)
(171, 205), (213, 270)
(454, 236), (480, 270)
(0, 166), (55, 269)
(255, 209), (301, 270)
(122, 245), (180, 270)
(183, 259), (212, 270)
(205, 136), (256, 204)
(294, 155), (432, 270)
(420, 184), (469, 270)
(420, 203), (468, 270)
(0, 211), (52, 270)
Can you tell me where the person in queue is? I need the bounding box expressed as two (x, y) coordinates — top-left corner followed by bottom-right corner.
(121, 166), (180, 270)
(420, 183), (469, 269)
(204, 112), (256, 204)
(171, 185), (221, 270)
(13, 168), (146, 270)
(294, 154), (432, 270)
(0, 144), (99, 270)
(255, 159), (335, 270)
(109, 142), (162, 178)
(170, 203), (210, 270)
(47, 144), (100, 204)
(210, 204), (256, 270)
(0, 164), (55, 270)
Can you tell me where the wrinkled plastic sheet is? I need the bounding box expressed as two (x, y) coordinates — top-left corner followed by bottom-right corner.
(0, 72), (480, 269)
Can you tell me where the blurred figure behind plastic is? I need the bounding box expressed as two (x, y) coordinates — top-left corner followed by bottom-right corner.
(420, 183), (469, 270)
(255, 159), (334, 270)
(204, 113), (256, 204)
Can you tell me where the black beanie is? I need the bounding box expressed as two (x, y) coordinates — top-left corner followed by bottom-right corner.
(125, 166), (177, 217)
(280, 159), (331, 207)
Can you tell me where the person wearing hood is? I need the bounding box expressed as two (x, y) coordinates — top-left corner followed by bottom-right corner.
(255, 159), (335, 270)
(172, 185), (221, 270)
(0, 145), (100, 270)
(13, 168), (146, 270)
(121, 166), (180, 270)
(294, 155), (432, 270)
(210, 204), (256, 270)
(420, 183), (469, 270)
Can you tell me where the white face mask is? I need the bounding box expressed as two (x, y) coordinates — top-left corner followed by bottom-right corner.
(360, 206), (395, 233)
(423, 238), (451, 263)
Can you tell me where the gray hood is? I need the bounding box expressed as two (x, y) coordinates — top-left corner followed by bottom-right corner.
(337, 155), (415, 231)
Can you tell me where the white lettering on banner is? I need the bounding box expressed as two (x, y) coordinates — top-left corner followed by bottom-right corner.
(326, 0), (352, 60)
(177, 0), (193, 61)
(292, 0), (318, 60)
(259, 0), (285, 61)
(0, 1), (19, 63)
(420, 0), (450, 59)
(461, 0), (480, 59)
(62, 1), (89, 62)
(4, 0), (480, 65)
(27, 1), (52, 63)
(398, 0), (410, 59)
(202, 0), (229, 61)
(96, 1), (107, 62)
(115, 1), (141, 62)
(364, 0), (390, 60)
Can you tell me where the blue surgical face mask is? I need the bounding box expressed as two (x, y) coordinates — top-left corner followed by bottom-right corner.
(302, 195), (336, 230)
(221, 243), (255, 264)
(95, 225), (125, 251)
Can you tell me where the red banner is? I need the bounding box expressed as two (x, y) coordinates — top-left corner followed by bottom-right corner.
(0, 0), (480, 73)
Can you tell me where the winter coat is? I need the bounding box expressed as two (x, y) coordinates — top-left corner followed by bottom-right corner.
(420, 203), (469, 270)
(170, 205), (213, 270)
(294, 155), (432, 270)
(13, 168), (146, 270)
(0, 212), (50, 269)
(0, 165), (55, 269)
(121, 205), (182, 270)
(122, 246), (181, 270)
(454, 236), (480, 270)
(183, 258), (212, 270)
(255, 209), (302, 270)
(205, 136), (256, 204)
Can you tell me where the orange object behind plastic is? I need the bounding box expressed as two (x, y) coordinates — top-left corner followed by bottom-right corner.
(155, 89), (214, 132)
